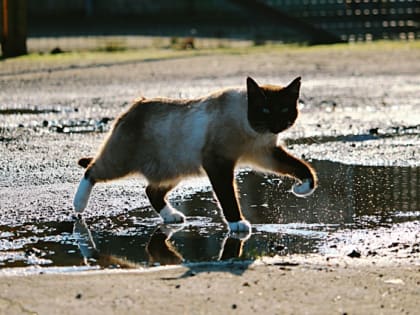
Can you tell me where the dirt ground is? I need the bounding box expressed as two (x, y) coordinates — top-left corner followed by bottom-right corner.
(0, 41), (419, 314)
(0, 257), (419, 315)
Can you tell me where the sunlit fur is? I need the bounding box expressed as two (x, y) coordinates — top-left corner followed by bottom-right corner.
(73, 77), (317, 232)
(87, 89), (267, 184)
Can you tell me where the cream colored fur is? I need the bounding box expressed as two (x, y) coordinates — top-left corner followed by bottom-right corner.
(88, 87), (279, 185)
(73, 79), (316, 234)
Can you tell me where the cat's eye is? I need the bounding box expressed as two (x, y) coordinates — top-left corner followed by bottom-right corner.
(281, 108), (289, 113)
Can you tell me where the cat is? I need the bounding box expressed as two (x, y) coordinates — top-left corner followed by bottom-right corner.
(73, 76), (317, 233)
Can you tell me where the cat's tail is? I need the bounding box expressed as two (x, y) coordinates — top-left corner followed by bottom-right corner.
(78, 157), (93, 168)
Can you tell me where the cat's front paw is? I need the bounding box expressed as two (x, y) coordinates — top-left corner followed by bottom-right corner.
(228, 220), (252, 233)
(292, 179), (316, 197)
(159, 205), (186, 223)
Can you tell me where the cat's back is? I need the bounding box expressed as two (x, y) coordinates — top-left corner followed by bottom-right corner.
(115, 87), (246, 134)
(115, 97), (196, 126)
(103, 88), (257, 180)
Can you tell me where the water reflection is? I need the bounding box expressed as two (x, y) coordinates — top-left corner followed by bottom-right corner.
(74, 219), (246, 269)
(0, 160), (419, 269)
(238, 160), (420, 228)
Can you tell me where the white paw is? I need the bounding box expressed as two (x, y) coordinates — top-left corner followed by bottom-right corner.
(73, 178), (93, 212)
(73, 219), (97, 259)
(159, 205), (186, 223)
(292, 179), (315, 197)
(228, 220), (252, 233)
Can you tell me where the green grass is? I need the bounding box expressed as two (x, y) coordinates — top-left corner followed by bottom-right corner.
(2, 40), (418, 71)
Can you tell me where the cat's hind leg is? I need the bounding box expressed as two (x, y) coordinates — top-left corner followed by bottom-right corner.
(146, 184), (185, 223)
(73, 154), (132, 212)
(73, 157), (95, 212)
(73, 175), (94, 212)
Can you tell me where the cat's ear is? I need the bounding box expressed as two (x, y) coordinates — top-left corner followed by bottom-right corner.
(286, 77), (301, 96)
(247, 77), (265, 108)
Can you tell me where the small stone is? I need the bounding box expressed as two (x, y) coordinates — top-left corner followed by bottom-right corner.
(99, 117), (111, 124)
(347, 249), (361, 258)
(367, 250), (377, 256)
(50, 47), (64, 54)
(189, 271), (196, 277)
(75, 293), (82, 299)
(274, 244), (285, 251)
(231, 304), (237, 309)
(384, 278), (404, 285)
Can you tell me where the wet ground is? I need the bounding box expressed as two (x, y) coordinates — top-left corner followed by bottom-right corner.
(0, 159), (419, 270)
(0, 43), (419, 273)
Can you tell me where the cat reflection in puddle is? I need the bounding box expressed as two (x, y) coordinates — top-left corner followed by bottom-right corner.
(73, 219), (247, 268)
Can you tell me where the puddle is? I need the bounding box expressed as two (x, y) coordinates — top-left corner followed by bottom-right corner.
(46, 117), (112, 134)
(0, 107), (112, 134)
(287, 124), (420, 146)
(0, 108), (63, 115)
(0, 160), (419, 270)
(11, 117), (113, 134)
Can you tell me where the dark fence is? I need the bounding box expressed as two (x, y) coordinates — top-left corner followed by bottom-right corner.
(264, 0), (419, 41)
(25, 0), (420, 42)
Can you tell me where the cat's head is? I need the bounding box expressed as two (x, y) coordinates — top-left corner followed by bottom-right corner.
(247, 76), (301, 134)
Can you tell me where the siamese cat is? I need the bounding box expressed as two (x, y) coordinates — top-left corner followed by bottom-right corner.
(73, 77), (317, 233)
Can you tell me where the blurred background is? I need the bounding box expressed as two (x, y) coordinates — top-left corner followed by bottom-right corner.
(1, 0), (419, 58)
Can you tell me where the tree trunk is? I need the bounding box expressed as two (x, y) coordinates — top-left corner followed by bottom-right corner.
(1, 0), (27, 58)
